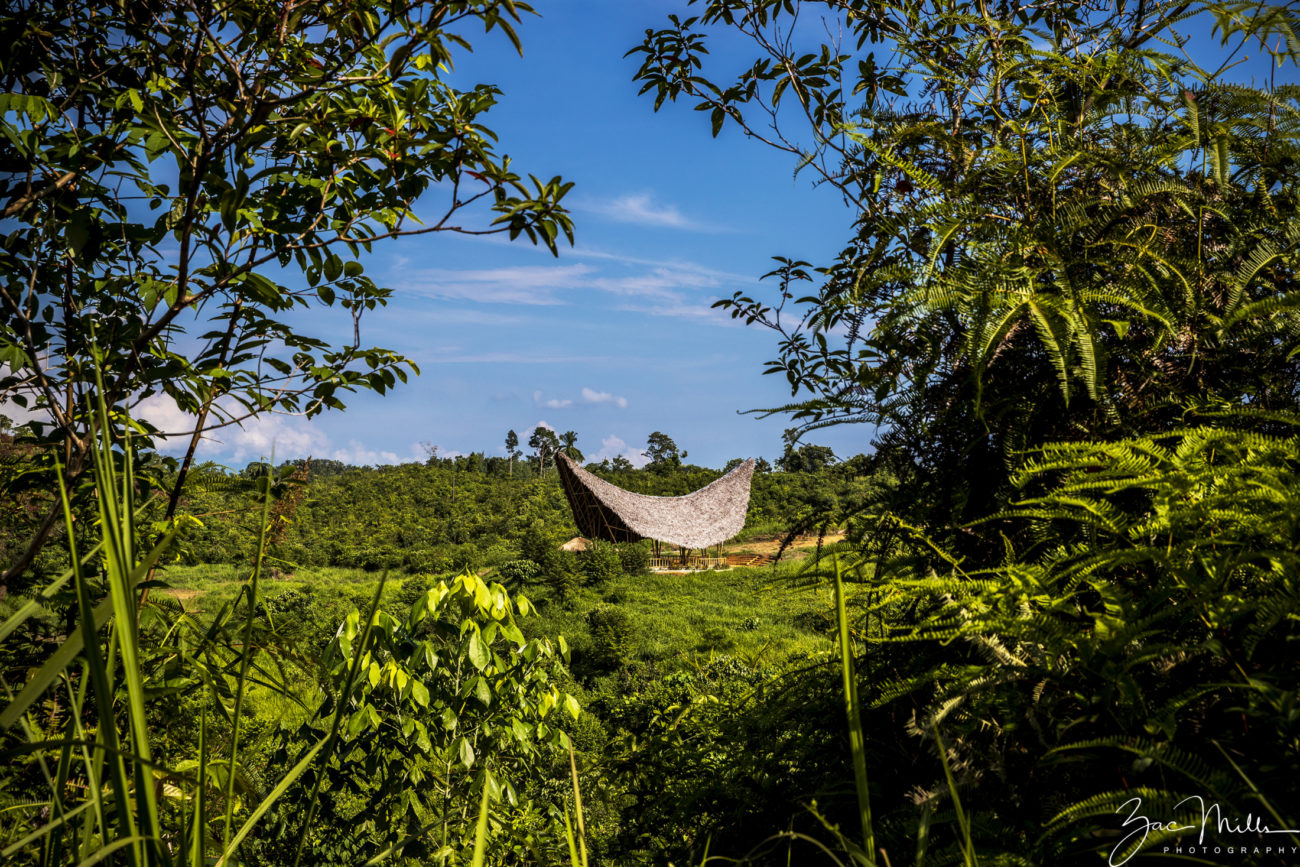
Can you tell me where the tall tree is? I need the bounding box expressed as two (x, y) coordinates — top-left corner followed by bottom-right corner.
(0, 0), (574, 581)
(527, 425), (559, 477)
(632, 0), (1300, 535)
(505, 429), (519, 478)
(644, 430), (684, 471)
(559, 430), (583, 462)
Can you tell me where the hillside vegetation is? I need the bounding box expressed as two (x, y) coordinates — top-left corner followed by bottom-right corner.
(3, 0), (1300, 865)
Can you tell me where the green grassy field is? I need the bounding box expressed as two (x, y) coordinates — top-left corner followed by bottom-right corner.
(155, 558), (839, 674)
(529, 563), (836, 670)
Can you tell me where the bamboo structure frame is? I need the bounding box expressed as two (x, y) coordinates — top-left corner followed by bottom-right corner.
(555, 454), (755, 559)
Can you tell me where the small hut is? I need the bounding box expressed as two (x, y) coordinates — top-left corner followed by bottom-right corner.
(560, 536), (591, 553)
(554, 453), (755, 570)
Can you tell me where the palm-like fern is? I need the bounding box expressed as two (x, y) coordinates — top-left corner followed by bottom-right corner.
(811, 419), (1300, 862)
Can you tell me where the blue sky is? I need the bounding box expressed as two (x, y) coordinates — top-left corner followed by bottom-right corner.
(136, 0), (1295, 470)
(162, 0), (867, 469)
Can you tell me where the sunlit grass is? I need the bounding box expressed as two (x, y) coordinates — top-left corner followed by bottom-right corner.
(156, 560), (836, 673)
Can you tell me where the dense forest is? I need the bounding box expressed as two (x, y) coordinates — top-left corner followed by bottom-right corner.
(3, 0), (1300, 865)
(164, 443), (879, 574)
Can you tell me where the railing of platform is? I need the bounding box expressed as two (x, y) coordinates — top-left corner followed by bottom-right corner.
(650, 556), (728, 571)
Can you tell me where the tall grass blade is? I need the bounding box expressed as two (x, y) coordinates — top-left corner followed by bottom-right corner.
(0, 599), (113, 730)
(213, 735), (329, 867)
(191, 702), (208, 867)
(221, 465), (276, 855)
(568, 742), (588, 867)
(70, 659), (106, 860)
(1212, 740), (1300, 848)
(0, 542), (101, 643)
(469, 774), (492, 867)
(834, 556), (875, 860)
(73, 834), (151, 867)
(0, 800), (97, 858)
(62, 459), (133, 855)
(44, 687), (77, 867)
(913, 801), (931, 867)
(932, 725), (976, 867)
(89, 379), (162, 864)
(563, 805), (580, 867)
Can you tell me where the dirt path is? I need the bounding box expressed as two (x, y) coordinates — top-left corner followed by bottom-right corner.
(156, 588), (203, 606)
(726, 532), (845, 557)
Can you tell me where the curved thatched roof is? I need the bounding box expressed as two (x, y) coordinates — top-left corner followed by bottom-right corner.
(555, 453), (755, 549)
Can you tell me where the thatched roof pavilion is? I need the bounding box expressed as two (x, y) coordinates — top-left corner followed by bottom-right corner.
(555, 453), (755, 549)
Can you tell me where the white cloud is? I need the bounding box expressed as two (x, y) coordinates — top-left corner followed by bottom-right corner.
(577, 194), (723, 232)
(398, 252), (752, 325)
(0, 365), (53, 428)
(222, 414), (329, 463)
(585, 266), (723, 301)
(331, 439), (403, 466)
(614, 301), (741, 326)
(133, 394), (195, 446)
(610, 194), (693, 228)
(0, 402), (50, 430)
(581, 387), (628, 408)
(533, 390), (573, 409)
(531, 387), (631, 410)
(401, 264), (595, 305)
(421, 309), (527, 327)
(591, 434), (649, 468)
(569, 247), (753, 282)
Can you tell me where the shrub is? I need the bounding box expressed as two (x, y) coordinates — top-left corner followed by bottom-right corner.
(393, 574), (433, 610)
(580, 540), (623, 585)
(586, 603), (637, 670)
(699, 626), (735, 653)
(496, 558), (541, 589)
(263, 572), (581, 863)
(615, 540), (651, 575)
(518, 520), (558, 564)
(401, 547), (440, 574)
(546, 565), (583, 606)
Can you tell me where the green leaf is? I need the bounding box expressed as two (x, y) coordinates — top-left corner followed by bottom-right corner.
(510, 718), (530, 742)
(347, 708), (368, 738)
(410, 679), (430, 708)
(459, 737), (475, 768)
(414, 720), (432, 753)
(467, 630), (489, 670)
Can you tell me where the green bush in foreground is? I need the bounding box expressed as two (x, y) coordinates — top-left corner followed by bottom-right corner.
(258, 572), (580, 865)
